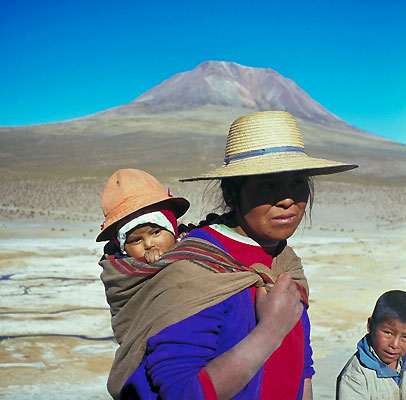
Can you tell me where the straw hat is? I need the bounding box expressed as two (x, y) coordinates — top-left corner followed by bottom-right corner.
(181, 111), (358, 181)
(96, 169), (190, 242)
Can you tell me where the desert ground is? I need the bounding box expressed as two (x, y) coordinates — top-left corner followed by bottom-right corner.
(1, 177), (405, 399)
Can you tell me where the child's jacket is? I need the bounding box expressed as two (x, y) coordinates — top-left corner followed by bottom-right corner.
(336, 335), (406, 399)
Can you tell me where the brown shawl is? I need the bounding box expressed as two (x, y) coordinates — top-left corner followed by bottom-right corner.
(99, 238), (308, 399)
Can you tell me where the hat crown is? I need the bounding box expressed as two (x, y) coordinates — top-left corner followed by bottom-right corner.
(180, 110), (358, 181)
(102, 169), (167, 218)
(225, 111), (305, 158)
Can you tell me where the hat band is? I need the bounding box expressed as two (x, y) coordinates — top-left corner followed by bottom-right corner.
(224, 146), (306, 164)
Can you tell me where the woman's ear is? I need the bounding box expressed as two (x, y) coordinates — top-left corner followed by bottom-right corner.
(223, 184), (236, 208)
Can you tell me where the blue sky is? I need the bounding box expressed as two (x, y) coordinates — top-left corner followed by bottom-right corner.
(1, 0), (405, 143)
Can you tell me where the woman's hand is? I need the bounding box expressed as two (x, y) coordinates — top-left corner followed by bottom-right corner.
(255, 273), (302, 347)
(205, 273), (303, 400)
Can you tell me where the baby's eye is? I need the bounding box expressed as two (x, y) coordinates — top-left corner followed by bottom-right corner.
(127, 237), (142, 245)
(152, 229), (162, 236)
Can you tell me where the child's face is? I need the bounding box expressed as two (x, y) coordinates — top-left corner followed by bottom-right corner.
(368, 317), (406, 368)
(124, 224), (175, 259)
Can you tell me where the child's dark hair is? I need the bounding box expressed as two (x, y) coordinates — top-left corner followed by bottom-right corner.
(370, 290), (406, 326)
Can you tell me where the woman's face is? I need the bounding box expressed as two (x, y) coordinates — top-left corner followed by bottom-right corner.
(233, 172), (310, 242)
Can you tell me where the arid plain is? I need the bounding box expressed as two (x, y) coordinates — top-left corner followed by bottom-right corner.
(1, 62), (406, 399)
(1, 175), (405, 399)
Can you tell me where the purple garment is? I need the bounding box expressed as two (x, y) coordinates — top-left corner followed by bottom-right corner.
(301, 304), (314, 395)
(121, 289), (262, 399)
(121, 290), (312, 400)
(120, 227), (314, 399)
(186, 227), (314, 387)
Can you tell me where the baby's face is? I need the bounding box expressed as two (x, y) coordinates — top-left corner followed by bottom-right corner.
(368, 317), (406, 368)
(124, 223), (175, 259)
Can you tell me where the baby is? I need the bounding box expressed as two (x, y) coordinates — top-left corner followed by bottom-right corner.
(96, 168), (190, 263)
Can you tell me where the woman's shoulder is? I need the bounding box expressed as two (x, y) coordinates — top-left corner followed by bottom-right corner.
(182, 225), (227, 251)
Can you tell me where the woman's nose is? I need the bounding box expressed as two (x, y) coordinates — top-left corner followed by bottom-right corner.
(275, 197), (295, 208)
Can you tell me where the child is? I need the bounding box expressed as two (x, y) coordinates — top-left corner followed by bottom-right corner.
(96, 168), (190, 263)
(336, 290), (406, 399)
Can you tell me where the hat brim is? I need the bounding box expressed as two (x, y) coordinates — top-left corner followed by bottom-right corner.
(180, 152), (358, 181)
(96, 196), (190, 242)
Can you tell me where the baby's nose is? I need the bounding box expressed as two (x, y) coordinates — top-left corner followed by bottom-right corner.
(143, 238), (154, 249)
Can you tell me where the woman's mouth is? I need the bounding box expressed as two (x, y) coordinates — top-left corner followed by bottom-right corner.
(272, 214), (296, 224)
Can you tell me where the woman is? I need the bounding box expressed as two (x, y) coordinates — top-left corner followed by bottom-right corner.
(99, 111), (357, 399)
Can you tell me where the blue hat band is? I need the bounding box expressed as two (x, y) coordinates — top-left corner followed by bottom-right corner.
(224, 146), (306, 165)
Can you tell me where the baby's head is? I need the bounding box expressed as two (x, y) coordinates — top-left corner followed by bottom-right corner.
(367, 290), (406, 366)
(117, 210), (177, 258)
(96, 169), (189, 258)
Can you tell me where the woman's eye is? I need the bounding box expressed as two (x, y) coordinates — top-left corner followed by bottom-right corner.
(260, 182), (276, 191)
(292, 178), (307, 188)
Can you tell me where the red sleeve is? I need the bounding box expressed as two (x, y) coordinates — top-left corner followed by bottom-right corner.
(198, 367), (217, 400)
(294, 281), (309, 308)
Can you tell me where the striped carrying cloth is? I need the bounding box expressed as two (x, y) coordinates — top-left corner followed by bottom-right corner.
(108, 237), (279, 282)
(99, 237), (308, 399)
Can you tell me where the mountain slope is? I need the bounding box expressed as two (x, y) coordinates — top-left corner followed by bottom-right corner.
(0, 61), (404, 182)
(120, 61), (347, 127)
